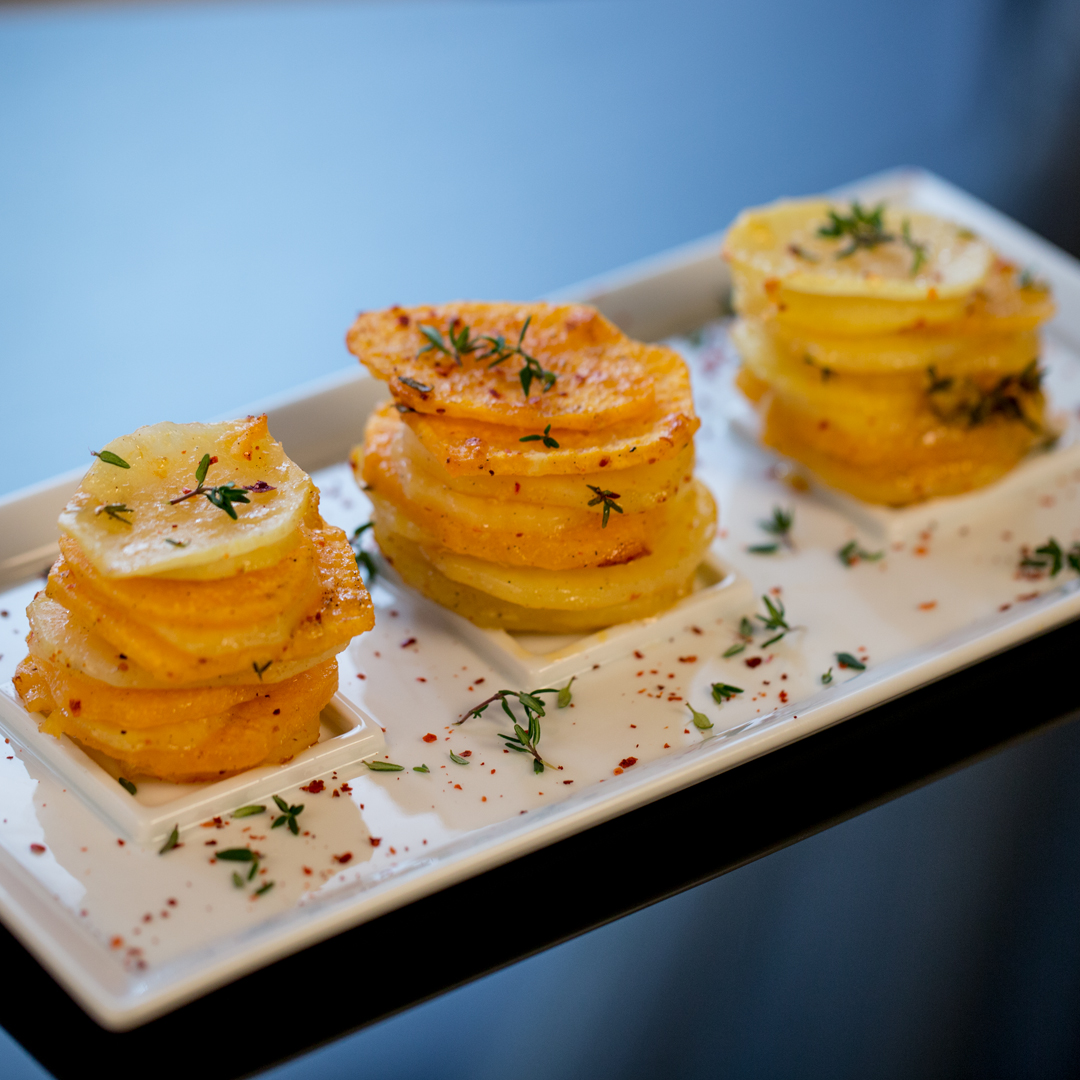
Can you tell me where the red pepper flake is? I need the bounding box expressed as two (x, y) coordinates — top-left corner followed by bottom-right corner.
(332, 790), (340, 798)
(999, 603), (1012, 612)
(678, 656), (697, 663)
(914, 546), (928, 556)
(618, 757), (638, 769)
(745, 657), (763, 668)
(356, 673), (366, 679)
(691, 626), (703, 635)
(302, 866), (313, 875)
(416, 676), (427, 682)
(667, 694), (683, 702)
(563, 780), (574, 785)
(684, 729), (690, 734)
(1018, 592), (1040, 602)
(423, 733), (437, 743)
(388, 847), (396, 854)
(634, 650), (644, 659)
(663, 743), (670, 748)
(301, 780), (325, 794)
(514, 482), (520, 493)
(29, 843), (45, 855)
(369, 837), (382, 847)
(117, 839), (125, 846)
(454, 783), (462, 790)
(68, 699), (81, 715)
(613, 767), (624, 775)
(209, 455), (218, 465)
(401, 637), (417, 648)
(110, 936), (124, 950)
(333, 852), (353, 865)
(779, 690), (788, 703)
(461, 750), (472, 757)
(918, 601), (937, 611)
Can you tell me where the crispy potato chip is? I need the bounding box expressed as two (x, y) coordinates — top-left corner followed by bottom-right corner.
(724, 198), (992, 300)
(346, 302), (655, 430)
(60, 415), (314, 579)
(396, 344), (698, 477)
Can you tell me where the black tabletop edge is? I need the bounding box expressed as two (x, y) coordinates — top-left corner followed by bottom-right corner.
(3, 613), (1078, 1080)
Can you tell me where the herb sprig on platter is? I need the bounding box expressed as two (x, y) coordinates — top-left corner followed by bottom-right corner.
(749, 506), (795, 554)
(1019, 537), (1080, 578)
(838, 540), (884, 567)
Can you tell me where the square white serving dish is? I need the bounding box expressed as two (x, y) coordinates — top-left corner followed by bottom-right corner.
(0, 688), (385, 846)
(0, 168), (1079, 1032)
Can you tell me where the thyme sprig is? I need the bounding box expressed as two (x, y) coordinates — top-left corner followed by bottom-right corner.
(96, 503), (134, 526)
(755, 594), (797, 648)
(169, 453), (276, 519)
(723, 616), (756, 657)
(91, 449), (130, 469)
(759, 506), (795, 551)
(926, 362), (1044, 432)
(520, 424), (560, 449)
(418, 315), (557, 398)
(818, 201), (894, 258)
(350, 522), (378, 582)
(901, 218), (928, 275)
(586, 485), (624, 527)
(838, 540), (884, 567)
(1019, 537), (1080, 578)
(270, 794), (304, 836)
(457, 681), (573, 774)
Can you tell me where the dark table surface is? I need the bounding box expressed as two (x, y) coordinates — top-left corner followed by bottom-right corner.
(2, 1), (1080, 1077)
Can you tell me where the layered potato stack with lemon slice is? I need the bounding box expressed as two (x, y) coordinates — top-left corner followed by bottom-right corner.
(723, 199), (1056, 505)
(347, 301), (716, 632)
(13, 416), (373, 783)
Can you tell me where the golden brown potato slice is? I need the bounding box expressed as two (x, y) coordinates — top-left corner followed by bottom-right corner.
(396, 343), (698, 477)
(25, 594), (345, 689)
(346, 302), (655, 430)
(360, 405), (666, 569)
(46, 514), (373, 683)
(411, 480), (715, 611)
(20, 656), (336, 783)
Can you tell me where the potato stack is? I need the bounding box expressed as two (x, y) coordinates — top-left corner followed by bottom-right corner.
(723, 199), (1056, 505)
(347, 302), (716, 633)
(13, 416), (373, 783)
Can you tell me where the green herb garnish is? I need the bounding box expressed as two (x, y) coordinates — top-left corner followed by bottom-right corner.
(557, 677), (575, 709)
(901, 218), (928, 275)
(821, 667), (834, 685)
(449, 751), (470, 765)
(711, 682), (744, 703)
(818, 201), (894, 258)
(835, 652), (866, 671)
(232, 872), (244, 888)
(722, 643), (746, 658)
(169, 453), (276, 520)
(96, 503), (134, 526)
(253, 881), (274, 897)
(400, 376), (433, 393)
(747, 544), (780, 555)
(686, 702), (713, 730)
(838, 540), (885, 567)
(118, 777), (137, 796)
(350, 522), (378, 583)
(413, 764), (430, 773)
(586, 485), (624, 527)
(418, 321), (485, 363)
(760, 506), (794, 548)
(216, 847), (257, 862)
(164, 538), (188, 548)
(92, 450), (131, 469)
(459, 687), (561, 773)
(158, 825), (180, 855)
(1019, 538), (1080, 577)
(271, 794), (304, 835)
(926, 361), (1044, 433)
(231, 805), (266, 818)
(755, 594), (795, 648)
(252, 660), (272, 681)
(520, 424), (560, 449)
(1019, 268), (1049, 292)
(366, 760), (405, 771)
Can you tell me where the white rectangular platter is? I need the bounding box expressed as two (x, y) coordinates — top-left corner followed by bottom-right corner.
(0, 168), (1079, 1031)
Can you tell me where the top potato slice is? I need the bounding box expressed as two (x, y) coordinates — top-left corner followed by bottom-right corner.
(346, 302), (654, 430)
(724, 199), (992, 301)
(398, 342), (699, 476)
(59, 415), (314, 579)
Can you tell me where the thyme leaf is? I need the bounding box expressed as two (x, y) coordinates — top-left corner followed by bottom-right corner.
(838, 540), (885, 567)
(413, 764), (430, 773)
(449, 751), (470, 765)
(365, 760), (405, 771)
(270, 794), (304, 835)
(1019, 537), (1080, 577)
(96, 503), (134, 526)
(519, 424), (560, 449)
(686, 702), (713, 730)
(350, 522), (378, 583)
(818, 201), (894, 258)
(557, 676), (575, 709)
(821, 667), (834, 685)
(231, 805), (266, 818)
(118, 777), (137, 796)
(926, 361), (1044, 432)
(586, 485), (624, 528)
(164, 538), (188, 548)
(253, 881), (274, 897)
(232, 872), (244, 888)
(252, 660), (272, 681)
(901, 218), (928, 275)
(747, 544), (780, 555)
(711, 682), (744, 703)
(216, 847), (257, 862)
(755, 594), (794, 647)
(92, 450), (130, 469)
(722, 643), (746, 658)
(400, 376), (433, 394)
(158, 825), (180, 855)
(835, 652), (866, 671)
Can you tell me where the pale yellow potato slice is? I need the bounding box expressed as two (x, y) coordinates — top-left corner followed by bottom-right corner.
(375, 526), (696, 632)
(59, 415), (314, 579)
(724, 198), (992, 300)
(26, 595), (344, 689)
(414, 480), (715, 610)
(346, 302), (654, 430)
